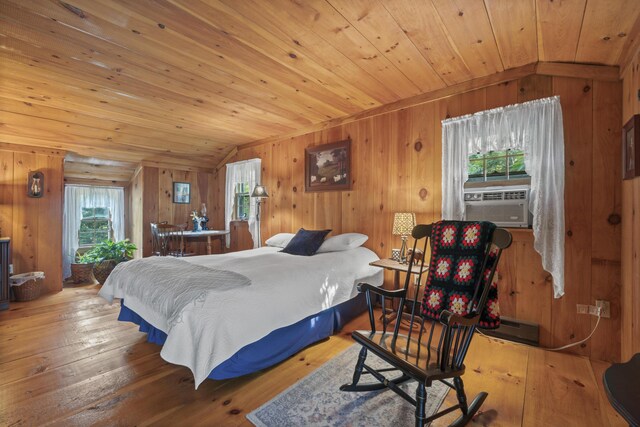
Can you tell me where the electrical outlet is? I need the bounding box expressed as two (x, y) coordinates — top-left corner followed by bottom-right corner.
(576, 304), (588, 314)
(596, 300), (611, 318)
(8, 264), (13, 275)
(588, 305), (600, 316)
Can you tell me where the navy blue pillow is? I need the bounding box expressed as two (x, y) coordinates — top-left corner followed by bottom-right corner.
(281, 228), (331, 256)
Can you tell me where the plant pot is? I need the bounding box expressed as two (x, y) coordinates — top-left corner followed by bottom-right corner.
(93, 260), (117, 285)
(70, 263), (95, 284)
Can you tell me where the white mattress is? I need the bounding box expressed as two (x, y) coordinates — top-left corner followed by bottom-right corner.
(99, 246), (383, 388)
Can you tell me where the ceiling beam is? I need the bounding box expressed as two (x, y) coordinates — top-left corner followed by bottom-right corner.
(241, 61), (621, 149)
(536, 62), (620, 81)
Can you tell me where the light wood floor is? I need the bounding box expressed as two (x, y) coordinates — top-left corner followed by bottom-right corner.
(0, 286), (625, 426)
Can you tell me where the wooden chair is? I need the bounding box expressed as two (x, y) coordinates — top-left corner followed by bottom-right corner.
(150, 222), (161, 256)
(151, 223), (189, 257)
(341, 221), (512, 426)
(150, 222), (169, 256)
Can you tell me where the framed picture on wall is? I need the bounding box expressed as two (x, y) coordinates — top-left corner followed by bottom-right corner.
(623, 114), (640, 180)
(173, 182), (191, 204)
(304, 139), (352, 192)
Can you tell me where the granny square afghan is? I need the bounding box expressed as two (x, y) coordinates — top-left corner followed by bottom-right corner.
(421, 221), (501, 329)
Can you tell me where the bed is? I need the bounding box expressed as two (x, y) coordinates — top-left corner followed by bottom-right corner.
(98, 241), (383, 388)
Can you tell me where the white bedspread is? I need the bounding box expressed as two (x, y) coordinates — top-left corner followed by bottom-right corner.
(99, 246), (383, 388)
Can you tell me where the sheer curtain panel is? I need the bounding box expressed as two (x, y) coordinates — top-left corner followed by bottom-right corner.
(63, 185), (125, 279)
(225, 158), (261, 248)
(442, 96), (565, 298)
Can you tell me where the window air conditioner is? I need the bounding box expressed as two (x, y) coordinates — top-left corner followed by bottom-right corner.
(464, 186), (532, 228)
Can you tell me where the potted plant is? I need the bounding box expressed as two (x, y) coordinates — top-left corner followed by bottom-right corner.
(83, 239), (137, 285)
(70, 251), (96, 284)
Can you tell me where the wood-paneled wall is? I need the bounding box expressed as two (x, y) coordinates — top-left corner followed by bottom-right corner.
(0, 146), (64, 293)
(218, 74), (622, 362)
(621, 47), (640, 361)
(126, 168), (144, 259)
(126, 166), (219, 258)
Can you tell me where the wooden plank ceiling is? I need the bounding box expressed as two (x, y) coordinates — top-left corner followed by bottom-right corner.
(1, 0), (639, 178)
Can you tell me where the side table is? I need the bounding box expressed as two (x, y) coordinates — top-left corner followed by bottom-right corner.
(369, 258), (425, 322)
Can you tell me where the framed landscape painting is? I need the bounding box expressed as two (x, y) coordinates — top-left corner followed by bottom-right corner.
(304, 139), (352, 192)
(173, 182), (191, 204)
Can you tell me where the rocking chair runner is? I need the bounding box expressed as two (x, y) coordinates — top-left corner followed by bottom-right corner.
(341, 221), (512, 426)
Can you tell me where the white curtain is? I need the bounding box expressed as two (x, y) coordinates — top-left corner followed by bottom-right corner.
(442, 96), (565, 298)
(63, 185), (125, 279)
(225, 158), (261, 248)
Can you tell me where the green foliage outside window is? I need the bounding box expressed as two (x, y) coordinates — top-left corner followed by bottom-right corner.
(78, 207), (112, 246)
(468, 149), (527, 182)
(235, 183), (250, 220)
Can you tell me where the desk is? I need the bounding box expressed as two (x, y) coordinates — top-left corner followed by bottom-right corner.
(182, 230), (229, 255)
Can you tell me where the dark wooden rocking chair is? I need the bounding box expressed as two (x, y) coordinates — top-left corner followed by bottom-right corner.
(341, 221), (512, 426)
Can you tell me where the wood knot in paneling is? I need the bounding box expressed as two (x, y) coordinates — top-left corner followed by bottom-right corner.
(419, 188), (428, 200)
(60, 2), (86, 18)
(607, 213), (621, 225)
(566, 230), (573, 237)
(583, 85), (591, 93)
(277, 180), (281, 188)
(414, 140), (423, 152)
(292, 186), (297, 192)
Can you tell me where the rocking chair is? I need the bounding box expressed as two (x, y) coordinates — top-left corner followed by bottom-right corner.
(341, 221), (512, 426)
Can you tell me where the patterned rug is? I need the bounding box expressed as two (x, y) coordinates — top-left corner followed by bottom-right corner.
(247, 344), (449, 427)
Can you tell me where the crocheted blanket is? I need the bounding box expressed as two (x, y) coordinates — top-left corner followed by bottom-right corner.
(421, 221), (501, 329)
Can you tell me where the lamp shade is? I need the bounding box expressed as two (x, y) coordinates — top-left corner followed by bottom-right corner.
(251, 184), (269, 198)
(392, 212), (416, 236)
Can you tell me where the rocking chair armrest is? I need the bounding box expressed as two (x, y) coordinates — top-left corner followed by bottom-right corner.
(439, 310), (480, 327)
(356, 282), (406, 299)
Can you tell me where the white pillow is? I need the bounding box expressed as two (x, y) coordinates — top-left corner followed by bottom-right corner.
(317, 233), (368, 253)
(265, 233), (295, 248)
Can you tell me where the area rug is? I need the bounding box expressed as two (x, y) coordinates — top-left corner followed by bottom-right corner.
(246, 344), (449, 427)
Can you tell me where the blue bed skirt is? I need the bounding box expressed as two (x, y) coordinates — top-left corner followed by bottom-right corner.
(117, 293), (367, 380)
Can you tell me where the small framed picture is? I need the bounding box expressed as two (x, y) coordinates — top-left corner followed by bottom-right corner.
(623, 114), (640, 180)
(305, 139), (351, 192)
(173, 182), (191, 204)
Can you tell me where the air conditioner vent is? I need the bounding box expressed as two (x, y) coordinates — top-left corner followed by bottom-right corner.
(463, 185), (531, 228)
(504, 191), (527, 200)
(482, 192), (503, 201)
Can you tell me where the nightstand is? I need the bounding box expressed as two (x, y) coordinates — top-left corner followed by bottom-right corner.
(369, 258), (425, 322)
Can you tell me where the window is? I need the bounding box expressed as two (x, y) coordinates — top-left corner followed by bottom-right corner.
(78, 207), (112, 246)
(467, 149), (527, 182)
(235, 183), (250, 220)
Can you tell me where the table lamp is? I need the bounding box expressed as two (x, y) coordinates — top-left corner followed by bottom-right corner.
(251, 184), (269, 247)
(392, 212), (416, 264)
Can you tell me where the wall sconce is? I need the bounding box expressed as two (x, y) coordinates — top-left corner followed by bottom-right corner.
(27, 171), (44, 198)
